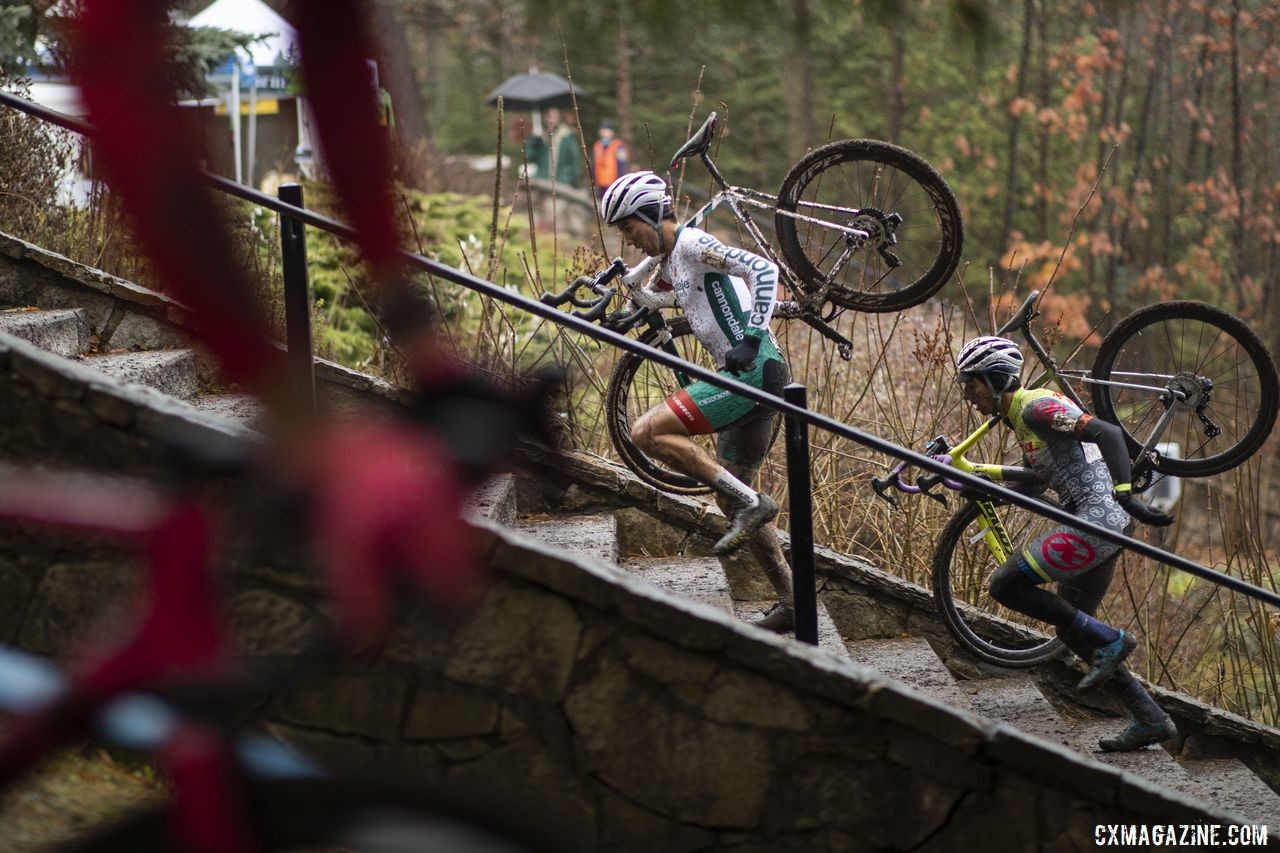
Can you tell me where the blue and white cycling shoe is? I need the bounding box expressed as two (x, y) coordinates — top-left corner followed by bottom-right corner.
(1078, 631), (1137, 691)
(1098, 717), (1177, 752)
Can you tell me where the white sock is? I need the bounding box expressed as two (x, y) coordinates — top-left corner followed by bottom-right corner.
(713, 470), (759, 508)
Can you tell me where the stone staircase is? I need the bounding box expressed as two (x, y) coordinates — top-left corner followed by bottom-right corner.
(502, 461), (1280, 827)
(0, 231), (404, 434)
(0, 306), (203, 402)
(2, 229), (1279, 847)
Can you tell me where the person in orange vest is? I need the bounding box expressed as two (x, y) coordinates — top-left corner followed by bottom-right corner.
(591, 120), (628, 196)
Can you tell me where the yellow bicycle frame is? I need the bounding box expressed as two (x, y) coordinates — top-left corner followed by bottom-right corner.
(941, 416), (1019, 564)
(942, 355), (1070, 565)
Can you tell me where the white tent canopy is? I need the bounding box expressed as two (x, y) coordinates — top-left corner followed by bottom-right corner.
(188, 0), (298, 69)
(187, 0), (303, 186)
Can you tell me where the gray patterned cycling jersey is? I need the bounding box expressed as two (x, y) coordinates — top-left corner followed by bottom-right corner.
(1006, 388), (1131, 582)
(648, 226), (781, 368)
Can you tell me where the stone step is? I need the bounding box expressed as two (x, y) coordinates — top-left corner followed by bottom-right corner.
(619, 557), (734, 617)
(514, 513), (618, 566)
(961, 675), (1074, 743)
(844, 637), (975, 709)
(732, 596), (847, 656)
(189, 393), (264, 426)
(467, 474), (518, 526)
(1063, 719), (1208, 803)
(965, 686), (1223, 809)
(86, 349), (198, 400)
(1182, 758), (1280, 825)
(0, 308), (87, 357)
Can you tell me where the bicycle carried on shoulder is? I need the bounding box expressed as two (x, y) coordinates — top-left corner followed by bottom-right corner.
(542, 111), (964, 494)
(874, 290), (1279, 667)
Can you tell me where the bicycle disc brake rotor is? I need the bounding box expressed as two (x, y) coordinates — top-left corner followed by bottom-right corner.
(1165, 371), (1217, 421)
(848, 207), (903, 267)
(1166, 372), (1209, 407)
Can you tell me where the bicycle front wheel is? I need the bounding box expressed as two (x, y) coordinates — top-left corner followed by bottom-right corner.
(774, 139), (963, 313)
(932, 501), (1065, 668)
(1090, 301), (1279, 477)
(606, 316), (713, 496)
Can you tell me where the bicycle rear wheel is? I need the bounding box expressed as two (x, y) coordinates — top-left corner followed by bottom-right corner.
(606, 316), (714, 495)
(932, 501), (1065, 668)
(57, 776), (568, 852)
(1090, 301), (1279, 477)
(774, 139), (963, 313)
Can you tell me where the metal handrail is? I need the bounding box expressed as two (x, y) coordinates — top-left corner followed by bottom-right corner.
(3, 88), (1277, 629)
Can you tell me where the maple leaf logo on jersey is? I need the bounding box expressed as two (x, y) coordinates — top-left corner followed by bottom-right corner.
(1041, 532), (1095, 572)
(1031, 398), (1078, 433)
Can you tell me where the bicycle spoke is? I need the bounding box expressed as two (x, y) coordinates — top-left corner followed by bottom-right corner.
(1091, 303), (1277, 476)
(608, 321), (718, 494)
(776, 140), (961, 312)
(934, 502), (1063, 666)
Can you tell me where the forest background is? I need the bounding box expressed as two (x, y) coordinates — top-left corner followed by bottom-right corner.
(381, 0), (1280, 731)
(1, 0), (1278, 725)
(404, 0), (1279, 338)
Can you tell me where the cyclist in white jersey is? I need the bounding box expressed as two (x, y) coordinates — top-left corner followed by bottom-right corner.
(597, 171), (794, 632)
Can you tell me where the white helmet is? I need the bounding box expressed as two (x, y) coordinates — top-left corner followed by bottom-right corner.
(601, 171), (672, 228)
(956, 336), (1024, 382)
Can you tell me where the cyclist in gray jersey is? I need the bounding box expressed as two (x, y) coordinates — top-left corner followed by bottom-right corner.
(595, 170), (795, 632)
(956, 335), (1178, 751)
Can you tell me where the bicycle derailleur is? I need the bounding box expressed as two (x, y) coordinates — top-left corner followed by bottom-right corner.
(848, 207), (904, 269)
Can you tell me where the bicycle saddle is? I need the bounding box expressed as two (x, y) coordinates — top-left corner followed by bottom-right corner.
(997, 289), (1041, 336)
(669, 112), (718, 169)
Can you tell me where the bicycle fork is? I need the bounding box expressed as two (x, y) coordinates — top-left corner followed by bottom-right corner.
(972, 501), (1015, 564)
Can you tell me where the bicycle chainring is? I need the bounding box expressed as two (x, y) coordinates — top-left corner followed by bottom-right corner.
(1131, 464), (1157, 493)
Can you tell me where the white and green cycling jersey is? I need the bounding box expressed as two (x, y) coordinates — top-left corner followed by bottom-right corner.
(640, 225), (781, 367)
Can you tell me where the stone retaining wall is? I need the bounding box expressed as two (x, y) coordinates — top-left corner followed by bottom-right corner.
(0, 332), (1252, 849)
(239, 522), (1252, 849)
(514, 441), (1280, 796)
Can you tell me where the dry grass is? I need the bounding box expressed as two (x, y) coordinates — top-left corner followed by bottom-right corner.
(504, 165), (1280, 725)
(3, 78), (1275, 728)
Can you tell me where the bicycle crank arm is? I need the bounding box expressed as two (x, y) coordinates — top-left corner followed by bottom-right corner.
(799, 311), (854, 360)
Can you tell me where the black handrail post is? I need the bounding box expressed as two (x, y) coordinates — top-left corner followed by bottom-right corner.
(278, 183), (315, 410)
(783, 383), (818, 645)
